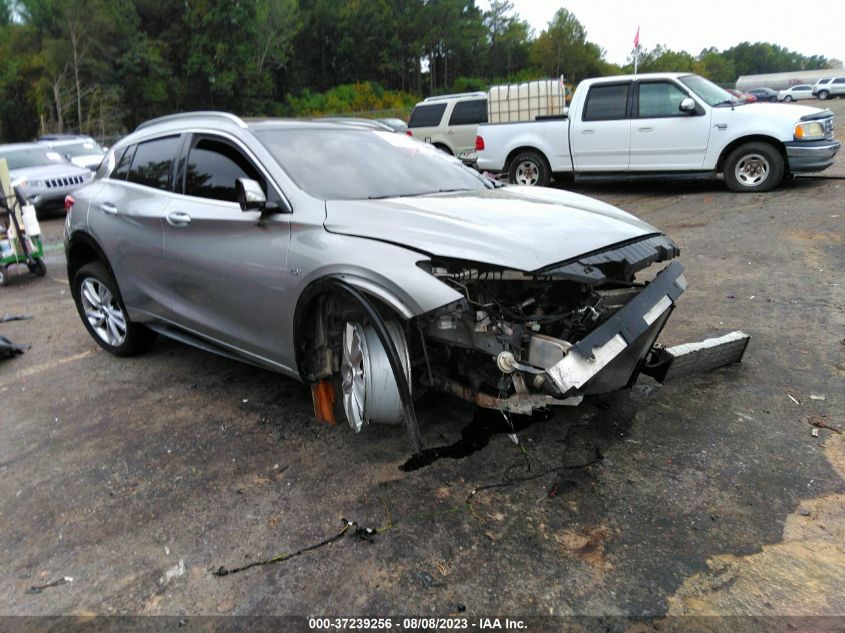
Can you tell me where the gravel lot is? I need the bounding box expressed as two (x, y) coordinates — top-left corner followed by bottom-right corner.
(1, 100), (844, 629)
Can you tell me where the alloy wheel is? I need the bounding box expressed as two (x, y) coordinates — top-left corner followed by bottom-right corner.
(80, 277), (127, 346)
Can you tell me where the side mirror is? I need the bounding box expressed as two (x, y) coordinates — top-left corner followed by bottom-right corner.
(679, 97), (696, 113)
(236, 178), (267, 212)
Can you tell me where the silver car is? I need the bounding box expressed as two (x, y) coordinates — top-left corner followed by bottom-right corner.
(64, 112), (703, 450)
(0, 143), (93, 213)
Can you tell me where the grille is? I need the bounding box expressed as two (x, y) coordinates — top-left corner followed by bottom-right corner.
(45, 175), (85, 189)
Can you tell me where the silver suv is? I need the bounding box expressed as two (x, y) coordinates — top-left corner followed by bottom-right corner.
(0, 143), (93, 213)
(65, 111), (694, 449)
(813, 76), (845, 100)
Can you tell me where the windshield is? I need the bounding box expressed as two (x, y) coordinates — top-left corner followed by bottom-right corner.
(679, 74), (736, 106)
(256, 128), (491, 200)
(54, 140), (105, 158)
(0, 147), (66, 170)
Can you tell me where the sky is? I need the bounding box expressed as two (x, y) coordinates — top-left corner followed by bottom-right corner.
(477, 0), (844, 67)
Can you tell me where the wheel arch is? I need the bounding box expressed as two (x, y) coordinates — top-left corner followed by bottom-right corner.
(291, 274), (415, 382)
(505, 145), (551, 172)
(716, 135), (787, 173)
(66, 232), (117, 291)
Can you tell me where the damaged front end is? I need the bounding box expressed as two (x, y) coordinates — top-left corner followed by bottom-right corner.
(415, 235), (688, 414)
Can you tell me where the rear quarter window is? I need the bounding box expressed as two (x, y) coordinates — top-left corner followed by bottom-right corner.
(408, 103), (447, 128)
(448, 99), (488, 126)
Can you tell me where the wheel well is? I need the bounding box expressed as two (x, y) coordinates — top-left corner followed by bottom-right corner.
(67, 236), (102, 281)
(716, 135), (787, 173)
(292, 283), (401, 383)
(433, 142), (453, 155)
(505, 146), (549, 172)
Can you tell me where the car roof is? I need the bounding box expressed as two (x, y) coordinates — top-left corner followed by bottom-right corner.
(124, 112), (375, 148)
(40, 137), (99, 146)
(0, 142), (50, 152)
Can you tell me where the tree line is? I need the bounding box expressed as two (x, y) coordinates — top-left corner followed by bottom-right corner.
(0, 0), (837, 142)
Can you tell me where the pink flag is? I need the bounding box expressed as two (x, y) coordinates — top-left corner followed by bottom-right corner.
(633, 26), (640, 48)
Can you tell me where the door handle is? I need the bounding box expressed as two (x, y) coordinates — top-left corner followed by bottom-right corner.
(581, 129), (595, 134)
(166, 211), (192, 227)
(100, 202), (118, 215)
(638, 126), (654, 132)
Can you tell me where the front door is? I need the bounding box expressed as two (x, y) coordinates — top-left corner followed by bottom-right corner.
(629, 80), (712, 170)
(161, 134), (291, 365)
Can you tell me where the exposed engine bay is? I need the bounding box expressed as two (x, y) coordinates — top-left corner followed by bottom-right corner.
(413, 235), (685, 414)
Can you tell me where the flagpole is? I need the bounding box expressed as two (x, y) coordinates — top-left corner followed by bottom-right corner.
(633, 26), (640, 77)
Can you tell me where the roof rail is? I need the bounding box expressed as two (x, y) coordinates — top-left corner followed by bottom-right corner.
(423, 91), (488, 102)
(135, 111), (248, 132)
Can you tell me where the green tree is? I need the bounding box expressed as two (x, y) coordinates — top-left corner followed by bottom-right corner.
(530, 8), (604, 82)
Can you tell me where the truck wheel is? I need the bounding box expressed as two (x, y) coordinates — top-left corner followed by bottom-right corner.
(724, 142), (784, 193)
(72, 261), (157, 356)
(818, 90), (830, 100)
(508, 151), (550, 187)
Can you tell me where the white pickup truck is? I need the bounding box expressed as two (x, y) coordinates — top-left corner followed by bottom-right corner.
(476, 72), (840, 192)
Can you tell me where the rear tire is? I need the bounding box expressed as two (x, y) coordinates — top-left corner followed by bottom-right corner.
(72, 261), (157, 356)
(508, 150), (551, 187)
(723, 142), (784, 193)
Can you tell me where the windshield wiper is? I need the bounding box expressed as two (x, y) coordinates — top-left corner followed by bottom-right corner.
(367, 188), (473, 200)
(713, 99), (736, 107)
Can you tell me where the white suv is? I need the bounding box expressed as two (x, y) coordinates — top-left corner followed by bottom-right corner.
(406, 92), (487, 158)
(813, 76), (845, 100)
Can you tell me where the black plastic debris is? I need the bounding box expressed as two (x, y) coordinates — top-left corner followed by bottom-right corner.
(26, 576), (72, 595)
(0, 335), (28, 359)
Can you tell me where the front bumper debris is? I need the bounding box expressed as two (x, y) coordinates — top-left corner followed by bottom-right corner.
(547, 261), (686, 396)
(641, 331), (751, 383)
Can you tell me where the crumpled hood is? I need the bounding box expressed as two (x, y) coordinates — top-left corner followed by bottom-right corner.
(325, 186), (661, 271)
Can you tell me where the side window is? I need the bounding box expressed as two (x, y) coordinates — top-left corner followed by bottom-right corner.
(184, 137), (265, 203)
(448, 99), (488, 126)
(128, 136), (180, 191)
(834, 78), (845, 85)
(583, 84), (630, 122)
(638, 82), (688, 118)
(110, 145), (135, 180)
(408, 103), (447, 128)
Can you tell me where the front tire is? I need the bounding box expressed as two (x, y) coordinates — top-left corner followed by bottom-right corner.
(72, 261), (157, 356)
(784, 95), (794, 102)
(508, 150), (551, 187)
(723, 142), (784, 193)
(818, 90), (830, 100)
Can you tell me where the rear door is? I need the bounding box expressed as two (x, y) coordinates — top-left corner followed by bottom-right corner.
(161, 133), (291, 364)
(88, 135), (181, 320)
(570, 82), (632, 171)
(446, 99), (488, 156)
(629, 80), (711, 170)
(832, 77), (845, 97)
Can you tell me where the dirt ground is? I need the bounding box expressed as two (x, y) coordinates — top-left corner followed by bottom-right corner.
(1, 100), (844, 630)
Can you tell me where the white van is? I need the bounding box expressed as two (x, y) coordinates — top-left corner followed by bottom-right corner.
(406, 92), (488, 158)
